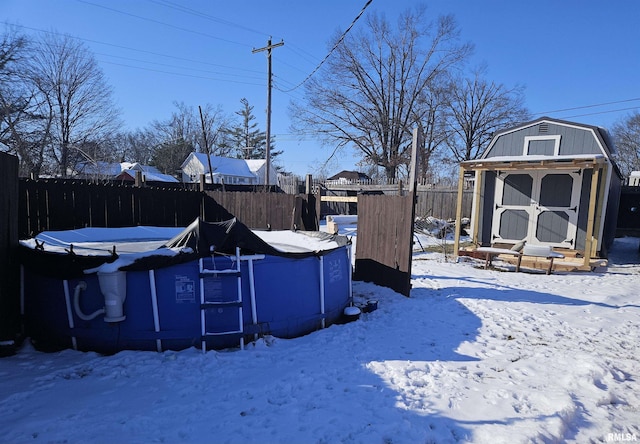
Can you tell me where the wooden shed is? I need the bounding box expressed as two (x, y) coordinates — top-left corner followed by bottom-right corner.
(454, 117), (623, 271)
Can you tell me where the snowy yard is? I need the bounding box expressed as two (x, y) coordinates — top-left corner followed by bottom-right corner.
(1, 235), (639, 443)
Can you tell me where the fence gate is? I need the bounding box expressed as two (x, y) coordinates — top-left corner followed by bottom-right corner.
(353, 193), (416, 296)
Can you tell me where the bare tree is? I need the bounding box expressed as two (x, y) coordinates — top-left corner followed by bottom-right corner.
(196, 103), (230, 157)
(0, 29), (28, 145)
(445, 67), (529, 162)
(611, 112), (640, 179)
(415, 85), (450, 183)
(0, 29), (52, 176)
(109, 129), (160, 166)
(149, 101), (229, 175)
(24, 33), (120, 176)
(291, 6), (472, 179)
(149, 102), (198, 175)
(151, 138), (193, 176)
(151, 102), (197, 144)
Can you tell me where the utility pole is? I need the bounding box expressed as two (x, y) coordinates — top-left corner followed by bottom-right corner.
(252, 37), (283, 189)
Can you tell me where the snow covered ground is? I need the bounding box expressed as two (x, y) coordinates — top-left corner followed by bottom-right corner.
(1, 231), (639, 443)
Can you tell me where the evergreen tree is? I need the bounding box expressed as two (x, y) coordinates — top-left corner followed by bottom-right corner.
(224, 98), (280, 160)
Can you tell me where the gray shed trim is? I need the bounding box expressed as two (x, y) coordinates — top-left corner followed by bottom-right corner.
(482, 117), (620, 170)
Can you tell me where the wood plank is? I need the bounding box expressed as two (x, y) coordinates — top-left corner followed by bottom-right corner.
(321, 195), (358, 203)
(583, 166), (601, 268)
(453, 166), (466, 255)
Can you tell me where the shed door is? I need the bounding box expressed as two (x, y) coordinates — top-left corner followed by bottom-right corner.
(491, 170), (581, 249)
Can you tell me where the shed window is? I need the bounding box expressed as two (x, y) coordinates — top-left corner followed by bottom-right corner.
(523, 135), (561, 156)
(499, 209), (529, 240)
(502, 174), (533, 206)
(536, 211), (569, 243)
(539, 174), (573, 207)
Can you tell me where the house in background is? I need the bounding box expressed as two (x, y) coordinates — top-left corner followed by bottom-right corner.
(629, 171), (640, 186)
(245, 159), (278, 186)
(116, 162), (179, 183)
(73, 161), (121, 178)
(180, 153), (257, 185)
(74, 161), (178, 183)
(455, 117), (623, 270)
(327, 170), (371, 184)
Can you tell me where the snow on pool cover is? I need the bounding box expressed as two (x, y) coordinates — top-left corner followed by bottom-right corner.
(20, 225), (344, 256)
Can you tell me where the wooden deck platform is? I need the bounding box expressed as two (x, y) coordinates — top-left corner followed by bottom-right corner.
(458, 247), (608, 273)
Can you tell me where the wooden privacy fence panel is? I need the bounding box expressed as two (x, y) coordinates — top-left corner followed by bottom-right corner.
(415, 189), (473, 220)
(319, 188), (473, 220)
(206, 191), (319, 231)
(19, 180), (210, 237)
(0, 152), (19, 344)
(18, 179), (319, 238)
(354, 193), (415, 296)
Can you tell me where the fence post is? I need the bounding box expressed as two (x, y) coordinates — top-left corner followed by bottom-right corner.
(0, 152), (19, 355)
(135, 170), (143, 187)
(305, 174), (312, 195)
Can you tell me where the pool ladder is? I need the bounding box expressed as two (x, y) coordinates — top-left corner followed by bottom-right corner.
(198, 247), (244, 351)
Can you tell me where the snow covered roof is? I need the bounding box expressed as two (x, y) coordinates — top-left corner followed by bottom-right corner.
(118, 169), (179, 183)
(186, 153), (257, 179)
(328, 170), (371, 181)
(75, 161), (122, 176)
(244, 159), (266, 171)
(75, 161), (179, 182)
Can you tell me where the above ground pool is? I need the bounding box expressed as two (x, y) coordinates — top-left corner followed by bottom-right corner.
(19, 218), (353, 353)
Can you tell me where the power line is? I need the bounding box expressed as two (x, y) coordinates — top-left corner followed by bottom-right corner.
(147, 0), (328, 81)
(75, 0), (253, 48)
(533, 97), (640, 116)
(553, 106), (640, 120)
(95, 52), (264, 81)
(280, 43), (325, 68)
(3, 22), (263, 75)
(277, 0), (372, 93)
(97, 59), (264, 85)
(147, 0), (269, 37)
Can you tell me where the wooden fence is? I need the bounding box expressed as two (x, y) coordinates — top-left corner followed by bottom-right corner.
(616, 186), (640, 236)
(0, 152), (19, 348)
(321, 186), (472, 220)
(280, 174), (473, 219)
(208, 191), (319, 231)
(354, 193), (416, 296)
(18, 179), (319, 238)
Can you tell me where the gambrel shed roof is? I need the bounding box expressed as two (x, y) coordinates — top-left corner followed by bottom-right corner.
(479, 116), (619, 167)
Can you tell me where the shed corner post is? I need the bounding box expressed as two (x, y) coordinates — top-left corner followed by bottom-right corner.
(591, 163), (609, 259)
(471, 169), (483, 247)
(199, 174), (206, 220)
(583, 165), (602, 268)
(453, 165), (466, 258)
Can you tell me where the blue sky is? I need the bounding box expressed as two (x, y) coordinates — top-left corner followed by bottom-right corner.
(3, 0), (640, 176)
